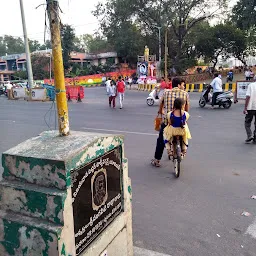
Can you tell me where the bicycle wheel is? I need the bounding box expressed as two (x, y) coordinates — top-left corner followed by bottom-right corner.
(174, 141), (182, 178)
(174, 157), (181, 178)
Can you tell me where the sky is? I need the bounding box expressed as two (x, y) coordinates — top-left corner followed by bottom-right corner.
(2, 0), (238, 43)
(1, 0), (103, 42)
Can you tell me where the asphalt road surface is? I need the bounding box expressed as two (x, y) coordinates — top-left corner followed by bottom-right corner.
(0, 88), (256, 256)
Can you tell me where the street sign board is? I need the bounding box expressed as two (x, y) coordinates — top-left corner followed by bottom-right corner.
(236, 81), (251, 100)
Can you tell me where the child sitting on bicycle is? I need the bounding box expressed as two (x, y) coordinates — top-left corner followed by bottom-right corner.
(163, 98), (191, 158)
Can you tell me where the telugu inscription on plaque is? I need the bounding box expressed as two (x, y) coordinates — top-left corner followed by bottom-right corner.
(71, 147), (123, 255)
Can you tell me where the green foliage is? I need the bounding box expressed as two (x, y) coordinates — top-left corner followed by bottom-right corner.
(14, 70), (28, 80)
(28, 40), (41, 52)
(196, 24), (247, 67)
(93, 0), (227, 74)
(0, 35), (24, 56)
(232, 0), (256, 31)
(39, 40), (52, 50)
(0, 36), (53, 57)
(231, 0), (256, 57)
(69, 62), (115, 77)
(77, 34), (110, 53)
(31, 54), (50, 80)
(61, 24), (76, 71)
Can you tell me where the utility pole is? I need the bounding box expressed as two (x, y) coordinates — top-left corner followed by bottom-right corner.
(153, 25), (162, 78)
(46, 0), (70, 136)
(155, 27), (161, 66)
(164, 27), (168, 81)
(19, 0), (34, 93)
(157, 27), (161, 78)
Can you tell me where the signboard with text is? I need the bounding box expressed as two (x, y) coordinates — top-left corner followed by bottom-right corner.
(236, 81), (251, 100)
(71, 147), (123, 255)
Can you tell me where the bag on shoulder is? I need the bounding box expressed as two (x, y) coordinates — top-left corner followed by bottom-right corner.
(154, 115), (162, 131)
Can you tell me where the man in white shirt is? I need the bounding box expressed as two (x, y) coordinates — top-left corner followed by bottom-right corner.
(107, 82), (116, 108)
(244, 82), (256, 143)
(245, 69), (251, 81)
(128, 77), (133, 90)
(5, 81), (13, 100)
(105, 77), (111, 93)
(210, 73), (223, 108)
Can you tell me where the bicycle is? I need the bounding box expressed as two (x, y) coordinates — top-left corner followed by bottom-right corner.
(169, 136), (182, 178)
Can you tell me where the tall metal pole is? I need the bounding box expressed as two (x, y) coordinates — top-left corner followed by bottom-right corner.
(46, 0), (70, 136)
(157, 27), (161, 79)
(19, 0), (34, 92)
(164, 27), (168, 81)
(158, 27), (161, 64)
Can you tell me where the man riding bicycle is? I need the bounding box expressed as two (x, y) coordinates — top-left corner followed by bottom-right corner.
(151, 78), (190, 167)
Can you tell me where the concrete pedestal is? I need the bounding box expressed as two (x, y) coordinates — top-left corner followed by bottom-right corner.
(0, 131), (133, 256)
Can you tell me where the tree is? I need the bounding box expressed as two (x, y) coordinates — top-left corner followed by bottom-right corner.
(29, 40), (41, 52)
(232, 0), (256, 31)
(0, 36), (48, 56)
(61, 24), (76, 71)
(94, 0), (227, 73)
(39, 40), (52, 50)
(106, 21), (146, 64)
(232, 0), (256, 58)
(31, 54), (50, 80)
(0, 37), (6, 56)
(0, 35), (24, 56)
(14, 71), (28, 80)
(77, 34), (110, 53)
(196, 24), (247, 68)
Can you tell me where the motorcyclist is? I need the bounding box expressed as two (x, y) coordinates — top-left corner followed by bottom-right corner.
(210, 73), (223, 108)
(227, 70), (234, 82)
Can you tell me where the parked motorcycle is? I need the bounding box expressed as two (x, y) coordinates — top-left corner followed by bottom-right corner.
(0, 86), (7, 97)
(199, 86), (234, 109)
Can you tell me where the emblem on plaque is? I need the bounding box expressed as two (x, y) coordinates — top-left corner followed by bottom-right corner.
(91, 168), (108, 211)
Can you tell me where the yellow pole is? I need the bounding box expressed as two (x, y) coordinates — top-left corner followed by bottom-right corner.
(164, 27), (168, 81)
(46, 0), (69, 136)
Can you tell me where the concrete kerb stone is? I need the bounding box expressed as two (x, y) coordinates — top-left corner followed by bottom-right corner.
(0, 130), (133, 256)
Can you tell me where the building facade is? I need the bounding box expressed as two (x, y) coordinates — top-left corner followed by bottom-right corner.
(0, 50), (119, 82)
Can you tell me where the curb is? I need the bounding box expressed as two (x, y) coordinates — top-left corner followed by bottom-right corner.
(134, 83), (236, 93)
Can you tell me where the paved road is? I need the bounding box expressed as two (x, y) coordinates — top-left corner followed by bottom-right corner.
(0, 88), (256, 256)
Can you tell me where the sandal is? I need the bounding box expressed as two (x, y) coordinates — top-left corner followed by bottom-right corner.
(181, 151), (187, 159)
(151, 159), (161, 167)
(167, 149), (173, 157)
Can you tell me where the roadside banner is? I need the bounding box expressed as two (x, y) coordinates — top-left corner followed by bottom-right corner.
(236, 81), (251, 100)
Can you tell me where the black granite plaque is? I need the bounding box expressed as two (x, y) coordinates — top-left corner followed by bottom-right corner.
(71, 146), (123, 255)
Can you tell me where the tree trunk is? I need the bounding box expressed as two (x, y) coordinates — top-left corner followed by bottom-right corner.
(237, 56), (247, 66)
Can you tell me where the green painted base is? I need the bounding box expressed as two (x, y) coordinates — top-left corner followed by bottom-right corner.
(0, 130), (125, 256)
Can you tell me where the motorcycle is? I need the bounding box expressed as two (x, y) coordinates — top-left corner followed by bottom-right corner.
(146, 86), (162, 106)
(199, 86), (234, 109)
(0, 86), (7, 97)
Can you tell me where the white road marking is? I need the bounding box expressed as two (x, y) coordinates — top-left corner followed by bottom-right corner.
(134, 246), (171, 256)
(245, 217), (256, 239)
(82, 127), (157, 136)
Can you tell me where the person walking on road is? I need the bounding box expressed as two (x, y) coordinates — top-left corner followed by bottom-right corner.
(105, 77), (112, 94)
(107, 82), (116, 108)
(151, 78), (190, 167)
(117, 76), (125, 109)
(245, 69), (251, 81)
(210, 73), (223, 108)
(244, 81), (256, 143)
(128, 77), (133, 90)
(227, 70), (234, 82)
(6, 81), (13, 100)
